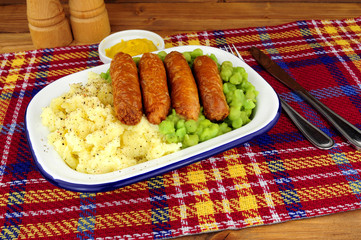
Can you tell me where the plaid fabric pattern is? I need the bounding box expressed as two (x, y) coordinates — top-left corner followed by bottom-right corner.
(1, 16), (361, 239)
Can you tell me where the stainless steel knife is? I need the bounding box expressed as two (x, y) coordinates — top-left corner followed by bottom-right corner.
(250, 46), (361, 149)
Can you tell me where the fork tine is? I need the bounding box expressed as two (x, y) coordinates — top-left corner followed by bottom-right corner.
(224, 44), (244, 62)
(223, 44), (232, 54)
(227, 44), (235, 55)
(231, 44), (243, 60)
(222, 45), (229, 53)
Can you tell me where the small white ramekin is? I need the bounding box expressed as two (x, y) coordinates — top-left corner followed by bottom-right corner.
(98, 29), (165, 64)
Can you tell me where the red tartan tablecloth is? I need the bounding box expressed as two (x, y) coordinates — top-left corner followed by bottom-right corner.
(1, 16), (361, 239)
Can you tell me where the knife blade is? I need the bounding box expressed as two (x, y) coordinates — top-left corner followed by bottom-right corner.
(249, 46), (361, 149)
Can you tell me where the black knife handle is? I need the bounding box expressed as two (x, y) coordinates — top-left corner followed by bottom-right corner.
(297, 89), (361, 149)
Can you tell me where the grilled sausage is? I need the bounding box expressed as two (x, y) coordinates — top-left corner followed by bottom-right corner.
(138, 53), (171, 124)
(110, 52), (143, 125)
(193, 55), (229, 121)
(164, 51), (200, 120)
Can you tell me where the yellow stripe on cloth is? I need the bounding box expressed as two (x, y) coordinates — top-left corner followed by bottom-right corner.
(96, 210), (151, 228)
(223, 148), (263, 226)
(329, 19), (361, 69)
(15, 209), (152, 238)
(48, 52), (90, 62)
(23, 189), (78, 204)
(298, 182), (356, 202)
(16, 219), (78, 238)
(13, 182), (352, 239)
(315, 19), (361, 85)
(187, 162), (218, 232)
(0, 52), (27, 131)
(39, 67), (88, 79)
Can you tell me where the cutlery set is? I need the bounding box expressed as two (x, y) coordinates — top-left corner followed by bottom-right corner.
(225, 44), (361, 150)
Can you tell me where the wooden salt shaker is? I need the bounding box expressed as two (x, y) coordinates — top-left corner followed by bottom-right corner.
(69, 0), (111, 44)
(27, 0), (73, 49)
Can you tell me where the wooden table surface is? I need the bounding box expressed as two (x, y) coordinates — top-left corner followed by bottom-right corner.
(1, 0), (361, 239)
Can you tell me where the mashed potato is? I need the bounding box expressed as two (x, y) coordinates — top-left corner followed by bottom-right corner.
(41, 72), (181, 174)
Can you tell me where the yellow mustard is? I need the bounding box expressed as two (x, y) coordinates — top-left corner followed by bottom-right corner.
(105, 38), (158, 58)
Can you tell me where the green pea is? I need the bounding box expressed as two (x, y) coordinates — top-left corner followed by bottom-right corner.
(199, 119), (212, 128)
(230, 100), (242, 109)
(185, 119), (197, 133)
(241, 80), (252, 89)
(245, 90), (256, 101)
(233, 66), (246, 75)
(176, 127), (187, 141)
(229, 72), (243, 85)
(183, 52), (192, 63)
(198, 114), (206, 121)
(209, 124), (220, 136)
(226, 89), (243, 107)
(157, 51), (167, 61)
(240, 111), (251, 125)
(209, 53), (218, 63)
(223, 82), (237, 95)
(232, 89), (244, 103)
(199, 129), (211, 142)
(232, 118), (243, 129)
(244, 99), (256, 110)
(166, 133), (179, 143)
(195, 125), (204, 137)
(191, 48), (203, 58)
(218, 122), (232, 135)
(220, 68), (233, 82)
(222, 61), (233, 68)
(182, 134), (199, 148)
(245, 84), (256, 92)
(228, 106), (242, 121)
(176, 119), (185, 129)
(241, 71), (248, 81)
(245, 109), (253, 117)
(100, 72), (107, 79)
(159, 120), (175, 135)
(133, 57), (140, 65)
(100, 69), (111, 83)
(235, 83), (243, 89)
(167, 109), (180, 123)
(226, 91), (234, 104)
(200, 124), (219, 142)
(222, 62), (233, 69)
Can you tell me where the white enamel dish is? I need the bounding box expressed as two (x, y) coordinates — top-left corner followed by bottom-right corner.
(25, 45), (281, 193)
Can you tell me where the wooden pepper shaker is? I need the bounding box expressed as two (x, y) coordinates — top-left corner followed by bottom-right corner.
(27, 0), (73, 49)
(69, 0), (111, 44)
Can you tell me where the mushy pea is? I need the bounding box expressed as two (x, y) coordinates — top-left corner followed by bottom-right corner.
(41, 72), (181, 174)
(105, 38), (158, 58)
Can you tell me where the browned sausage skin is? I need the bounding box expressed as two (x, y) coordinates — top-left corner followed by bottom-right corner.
(193, 55), (229, 121)
(164, 51), (200, 120)
(110, 52), (143, 125)
(138, 53), (171, 124)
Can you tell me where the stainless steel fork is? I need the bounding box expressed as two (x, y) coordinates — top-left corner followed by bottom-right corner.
(224, 44), (335, 149)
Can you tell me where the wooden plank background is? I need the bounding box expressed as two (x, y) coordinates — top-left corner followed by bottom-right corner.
(1, 1), (361, 35)
(1, 0), (360, 54)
